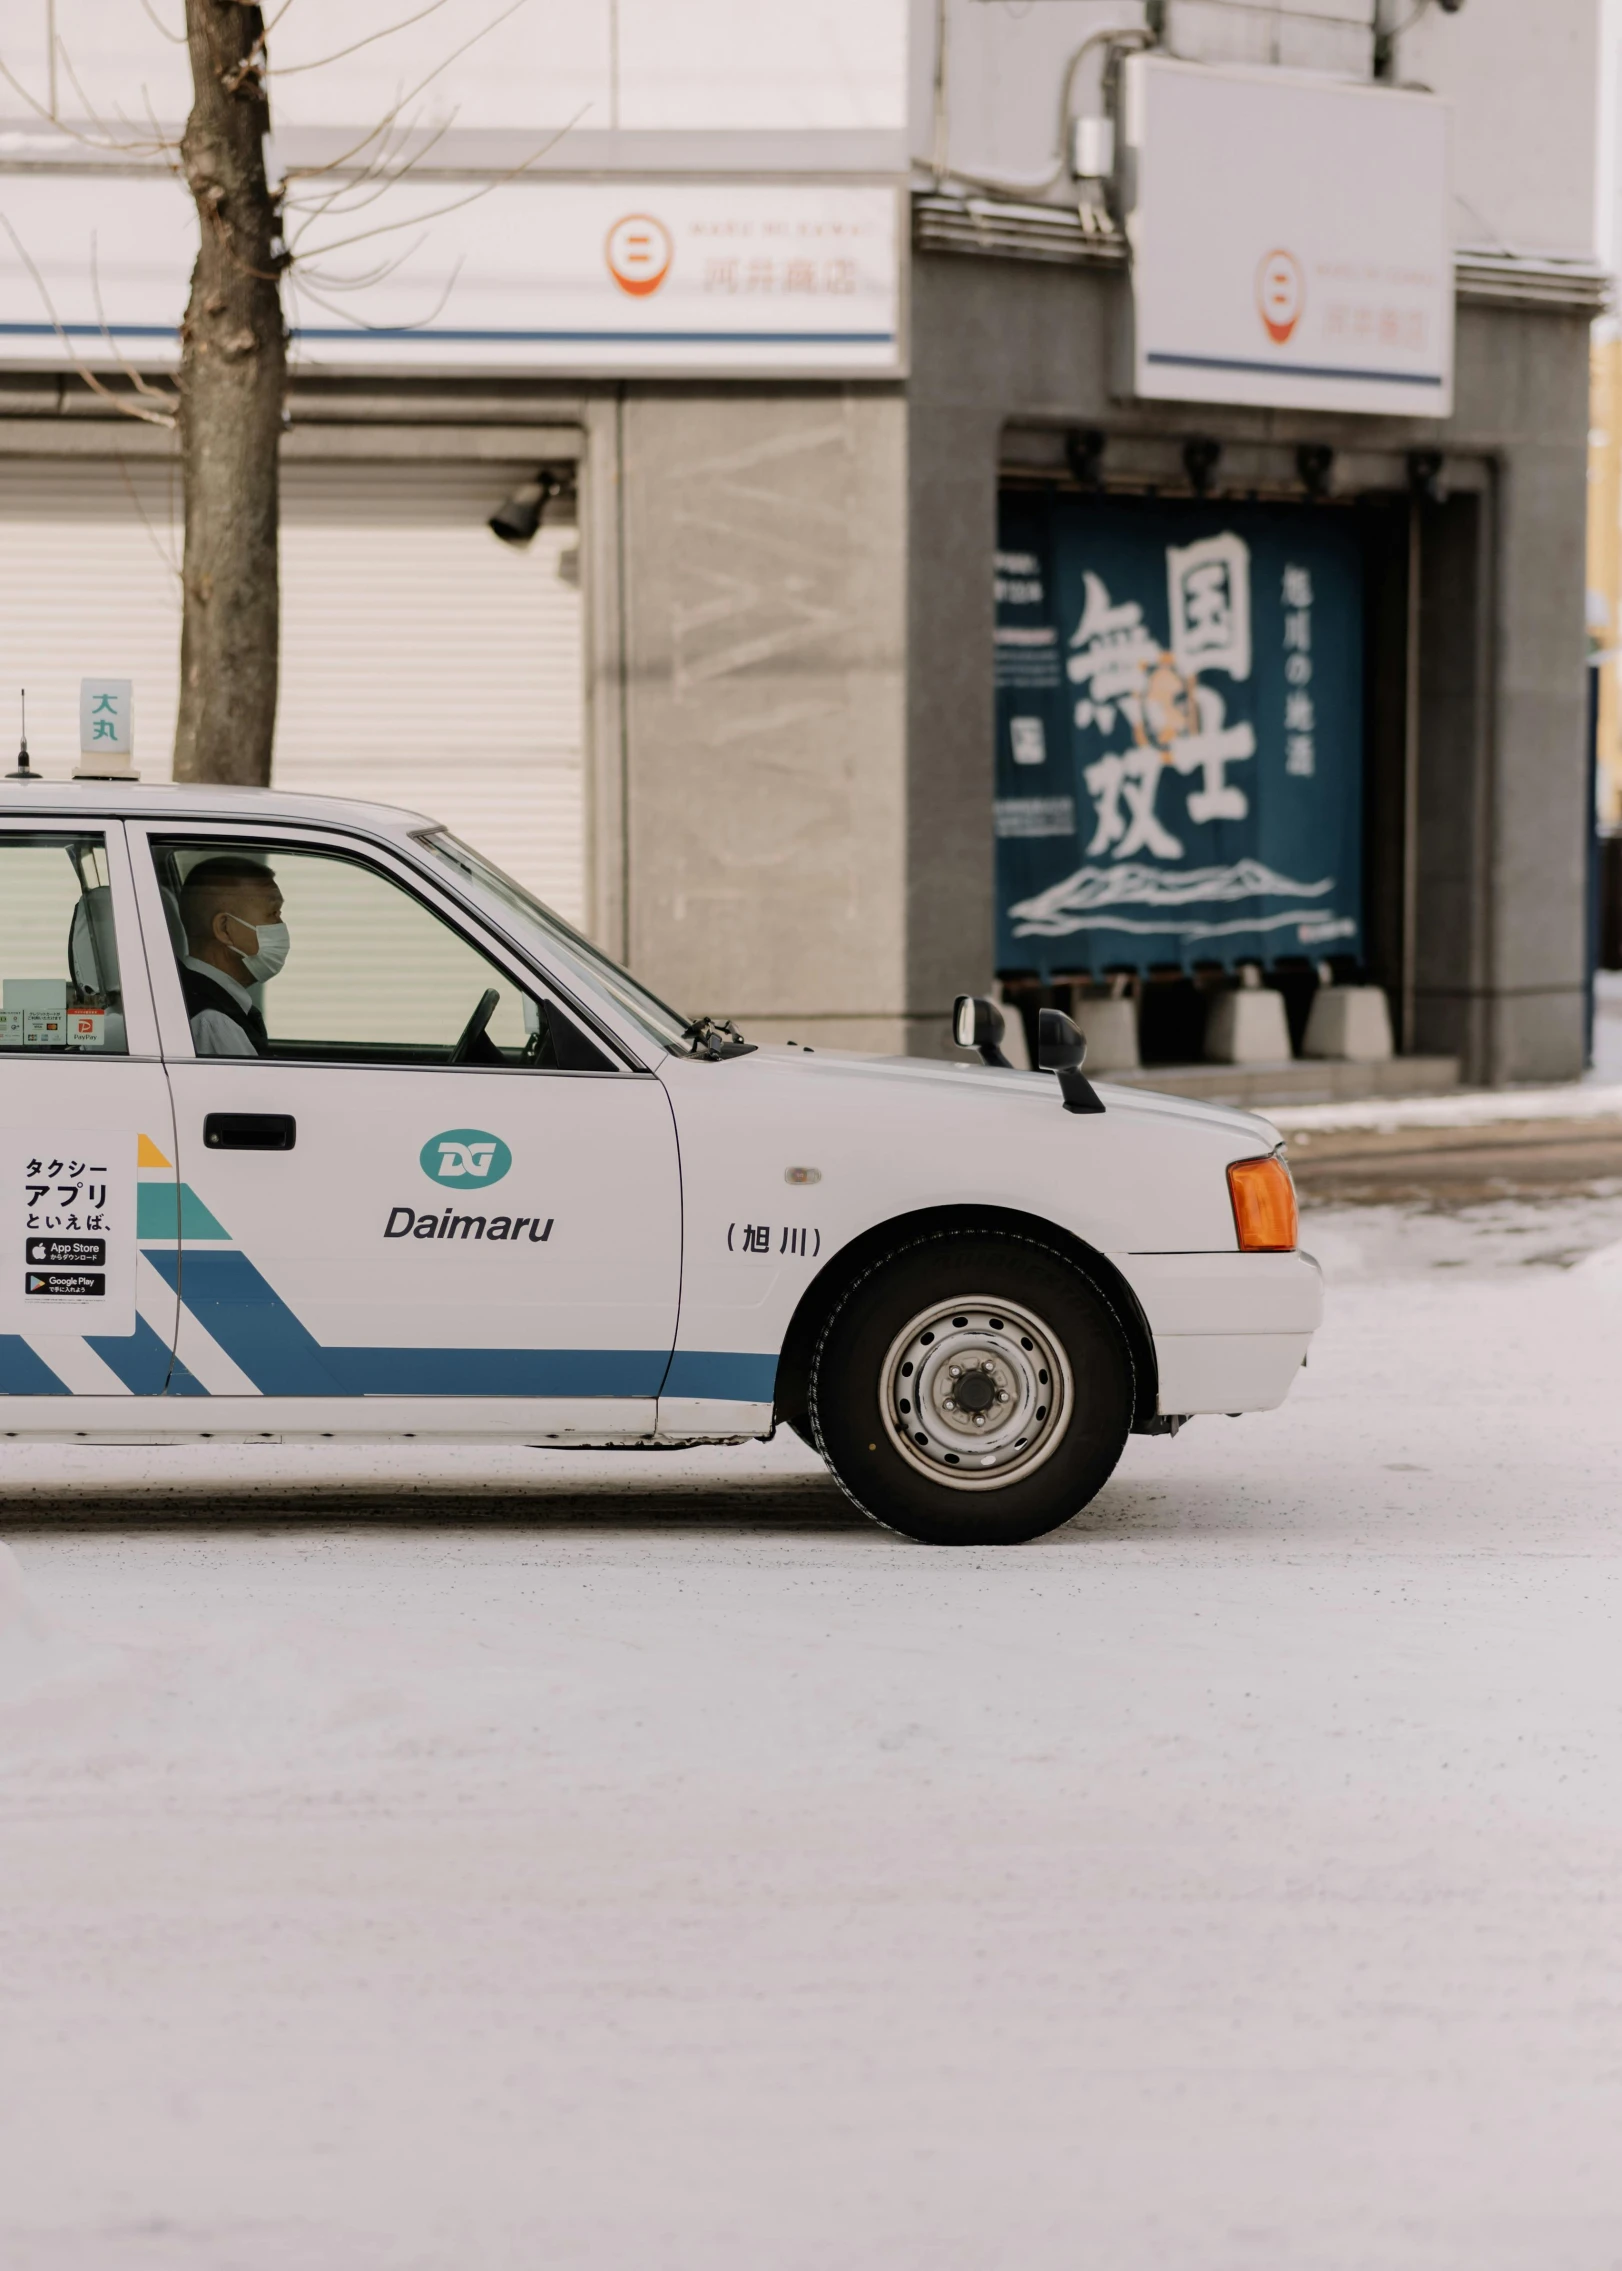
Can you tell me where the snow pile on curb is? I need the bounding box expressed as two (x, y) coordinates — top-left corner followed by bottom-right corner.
(1269, 1081), (1622, 1137)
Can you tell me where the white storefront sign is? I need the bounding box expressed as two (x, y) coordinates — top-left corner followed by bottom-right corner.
(0, 174), (902, 378)
(1122, 57), (1453, 418)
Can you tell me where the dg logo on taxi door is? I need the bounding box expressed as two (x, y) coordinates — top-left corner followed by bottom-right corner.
(420, 1129), (512, 1188)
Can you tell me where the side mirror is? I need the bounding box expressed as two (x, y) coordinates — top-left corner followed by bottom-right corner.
(952, 993), (1012, 1068)
(1037, 1008), (1106, 1116)
(1037, 1007), (1086, 1070)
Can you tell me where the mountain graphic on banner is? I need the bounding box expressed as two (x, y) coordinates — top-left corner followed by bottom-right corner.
(1009, 858), (1337, 939)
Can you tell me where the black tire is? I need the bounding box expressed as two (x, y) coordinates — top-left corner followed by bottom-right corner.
(808, 1233), (1134, 1546)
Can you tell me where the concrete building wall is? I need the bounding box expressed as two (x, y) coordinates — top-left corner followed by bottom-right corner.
(1398, 0), (1602, 256)
(7, 0), (909, 134)
(609, 387), (913, 1053)
(919, 0), (1604, 253)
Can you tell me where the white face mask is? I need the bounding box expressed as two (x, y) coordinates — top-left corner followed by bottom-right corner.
(228, 916), (290, 983)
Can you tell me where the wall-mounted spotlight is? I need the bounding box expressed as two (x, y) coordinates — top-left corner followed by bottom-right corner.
(1406, 448), (1445, 505)
(1065, 429), (1107, 491)
(488, 465), (574, 545)
(1182, 436), (1222, 497)
(1297, 443), (1335, 500)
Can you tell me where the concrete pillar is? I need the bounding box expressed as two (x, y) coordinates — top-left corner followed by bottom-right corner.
(1484, 310), (1593, 1082)
(1413, 307), (1592, 1084)
(905, 388), (1001, 1056)
(607, 386), (911, 1055)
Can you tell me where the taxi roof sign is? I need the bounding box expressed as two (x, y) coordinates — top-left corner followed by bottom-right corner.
(75, 677), (138, 780)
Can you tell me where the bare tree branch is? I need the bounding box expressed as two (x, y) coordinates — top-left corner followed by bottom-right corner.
(296, 234), (434, 292)
(284, 105), (585, 266)
(138, 78), (189, 164)
(268, 0), (458, 77)
(113, 450), (184, 591)
(287, 250), (464, 330)
(0, 48), (169, 153)
(0, 213), (177, 429)
(280, 109), (456, 224)
(90, 231), (181, 410)
(55, 36), (178, 155)
(276, 0), (532, 183)
(138, 0), (187, 44)
(0, 210), (176, 428)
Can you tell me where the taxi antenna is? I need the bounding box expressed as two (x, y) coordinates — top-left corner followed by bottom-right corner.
(6, 689), (40, 782)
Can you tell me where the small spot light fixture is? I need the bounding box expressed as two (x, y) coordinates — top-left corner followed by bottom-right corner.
(1182, 436), (1222, 497)
(1297, 443), (1335, 500)
(1065, 428), (1107, 491)
(488, 465), (572, 546)
(1407, 448), (1445, 505)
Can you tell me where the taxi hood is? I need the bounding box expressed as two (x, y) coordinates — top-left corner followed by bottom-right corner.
(736, 1045), (1282, 1150)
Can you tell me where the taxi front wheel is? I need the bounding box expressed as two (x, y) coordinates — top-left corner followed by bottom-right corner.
(807, 1233), (1135, 1546)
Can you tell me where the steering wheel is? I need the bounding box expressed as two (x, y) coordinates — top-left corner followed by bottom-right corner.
(450, 987), (501, 1065)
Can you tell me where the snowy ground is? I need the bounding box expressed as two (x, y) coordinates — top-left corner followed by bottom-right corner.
(5, 1195), (1622, 2270)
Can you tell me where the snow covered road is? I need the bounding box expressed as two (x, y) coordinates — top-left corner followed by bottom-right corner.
(4, 1195), (1622, 2271)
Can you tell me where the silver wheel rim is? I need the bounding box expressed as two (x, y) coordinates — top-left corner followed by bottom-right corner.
(878, 1294), (1073, 1492)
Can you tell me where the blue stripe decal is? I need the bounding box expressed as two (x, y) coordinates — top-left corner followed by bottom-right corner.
(325, 1347), (665, 1397)
(150, 1247), (672, 1398)
(86, 1315), (209, 1398)
(2, 1254), (777, 1407)
(0, 1336), (70, 1395)
(162, 1349), (211, 1396)
(145, 1248), (345, 1394)
(0, 321), (896, 349)
(663, 1350), (779, 1403)
(1145, 349), (1446, 389)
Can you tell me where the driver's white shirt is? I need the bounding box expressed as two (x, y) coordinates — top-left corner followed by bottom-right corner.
(183, 955), (259, 1057)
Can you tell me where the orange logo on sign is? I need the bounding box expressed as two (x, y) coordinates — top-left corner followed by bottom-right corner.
(606, 214), (673, 298)
(1257, 248), (1304, 344)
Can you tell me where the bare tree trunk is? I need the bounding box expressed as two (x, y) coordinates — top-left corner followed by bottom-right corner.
(173, 0), (285, 786)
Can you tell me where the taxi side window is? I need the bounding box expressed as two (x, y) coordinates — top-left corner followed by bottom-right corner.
(0, 834), (128, 1055)
(148, 838), (612, 1071)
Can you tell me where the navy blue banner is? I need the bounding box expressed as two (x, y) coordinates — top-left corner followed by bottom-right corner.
(994, 494), (1364, 977)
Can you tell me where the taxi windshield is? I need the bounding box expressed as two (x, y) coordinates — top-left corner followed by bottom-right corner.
(420, 830), (693, 1051)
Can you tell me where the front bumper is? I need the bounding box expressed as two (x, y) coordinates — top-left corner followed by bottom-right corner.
(1118, 1249), (1324, 1415)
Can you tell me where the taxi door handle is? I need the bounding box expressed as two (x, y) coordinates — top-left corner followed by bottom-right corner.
(203, 1113), (296, 1152)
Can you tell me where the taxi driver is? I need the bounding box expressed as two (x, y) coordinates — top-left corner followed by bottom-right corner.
(178, 856), (289, 1056)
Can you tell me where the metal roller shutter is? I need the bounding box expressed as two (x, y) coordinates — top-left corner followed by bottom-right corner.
(0, 454), (585, 924)
(0, 458), (186, 776)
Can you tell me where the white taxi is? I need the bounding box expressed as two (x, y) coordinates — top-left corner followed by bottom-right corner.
(0, 781), (1321, 1545)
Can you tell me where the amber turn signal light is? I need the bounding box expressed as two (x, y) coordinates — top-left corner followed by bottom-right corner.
(1227, 1154), (1298, 1252)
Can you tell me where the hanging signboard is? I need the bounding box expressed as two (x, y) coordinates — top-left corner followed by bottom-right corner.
(1122, 56), (1452, 417)
(994, 492), (1364, 980)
